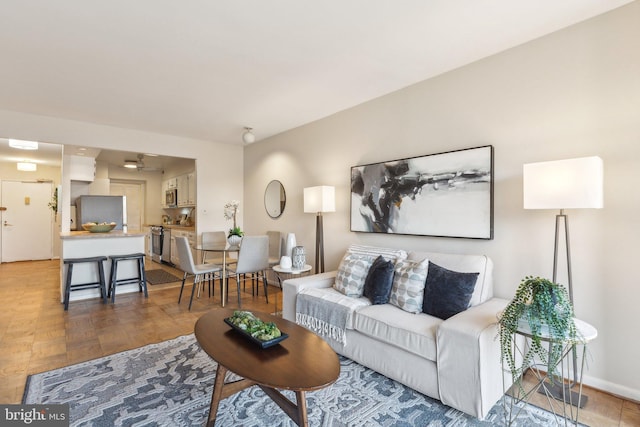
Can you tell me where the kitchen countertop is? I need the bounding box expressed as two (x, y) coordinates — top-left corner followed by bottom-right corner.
(162, 225), (195, 231)
(60, 230), (148, 240)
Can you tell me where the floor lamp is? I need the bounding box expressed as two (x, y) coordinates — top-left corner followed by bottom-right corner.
(523, 156), (604, 407)
(303, 186), (335, 274)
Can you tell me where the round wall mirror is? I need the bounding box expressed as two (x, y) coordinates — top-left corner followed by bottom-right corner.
(264, 180), (286, 218)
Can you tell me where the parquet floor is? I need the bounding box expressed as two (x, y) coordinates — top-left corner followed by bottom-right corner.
(0, 258), (278, 404)
(0, 259), (638, 426)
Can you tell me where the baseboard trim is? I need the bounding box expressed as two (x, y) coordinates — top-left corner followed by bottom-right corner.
(582, 374), (640, 403)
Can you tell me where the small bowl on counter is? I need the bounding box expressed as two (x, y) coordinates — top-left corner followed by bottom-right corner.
(82, 222), (117, 233)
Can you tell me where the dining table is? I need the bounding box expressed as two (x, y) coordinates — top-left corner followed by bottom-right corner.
(195, 242), (240, 307)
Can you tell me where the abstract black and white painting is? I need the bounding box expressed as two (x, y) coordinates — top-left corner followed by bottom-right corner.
(350, 145), (493, 239)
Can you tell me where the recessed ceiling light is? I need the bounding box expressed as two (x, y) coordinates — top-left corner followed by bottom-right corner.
(9, 139), (39, 150)
(17, 161), (37, 171)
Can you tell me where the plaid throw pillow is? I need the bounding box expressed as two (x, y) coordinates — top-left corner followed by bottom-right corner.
(389, 258), (429, 313)
(334, 253), (376, 297)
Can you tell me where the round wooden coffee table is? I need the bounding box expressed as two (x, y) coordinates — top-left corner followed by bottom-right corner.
(194, 308), (340, 427)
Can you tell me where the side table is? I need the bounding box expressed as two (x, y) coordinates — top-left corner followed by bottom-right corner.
(272, 264), (313, 314)
(503, 318), (597, 426)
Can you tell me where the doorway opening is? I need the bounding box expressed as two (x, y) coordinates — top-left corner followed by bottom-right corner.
(110, 180), (146, 231)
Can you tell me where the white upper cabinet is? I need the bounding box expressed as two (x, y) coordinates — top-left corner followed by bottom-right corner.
(69, 155), (96, 182)
(177, 172), (196, 207)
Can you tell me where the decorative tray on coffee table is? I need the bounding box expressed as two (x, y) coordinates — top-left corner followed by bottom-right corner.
(224, 313), (288, 349)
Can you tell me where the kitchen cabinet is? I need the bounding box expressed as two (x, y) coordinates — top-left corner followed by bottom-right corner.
(177, 174), (188, 206)
(187, 172), (196, 205)
(177, 172), (196, 207)
(166, 178), (177, 189)
(69, 155), (96, 182)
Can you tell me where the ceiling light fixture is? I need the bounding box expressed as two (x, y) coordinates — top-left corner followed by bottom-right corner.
(124, 160), (138, 169)
(242, 127), (256, 144)
(17, 161), (37, 171)
(9, 139), (39, 150)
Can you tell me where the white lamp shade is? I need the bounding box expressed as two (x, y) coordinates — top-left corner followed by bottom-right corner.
(523, 156), (603, 209)
(304, 186), (335, 213)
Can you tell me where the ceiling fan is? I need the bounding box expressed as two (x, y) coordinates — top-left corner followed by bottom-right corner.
(123, 154), (162, 172)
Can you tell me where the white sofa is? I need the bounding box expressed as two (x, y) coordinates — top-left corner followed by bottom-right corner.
(282, 247), (511, 420)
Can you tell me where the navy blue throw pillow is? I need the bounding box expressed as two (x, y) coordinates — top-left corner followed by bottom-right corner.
(363, 255), (395, 305)
(422, 261), (479, 320)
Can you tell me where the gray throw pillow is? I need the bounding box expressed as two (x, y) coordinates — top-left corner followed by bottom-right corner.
(389, 258), (429, 313)
(422, 261), (479, 320)
(363, 255), (395, 305)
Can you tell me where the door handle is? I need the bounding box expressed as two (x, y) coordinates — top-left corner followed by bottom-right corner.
(3, 221), (13, 226)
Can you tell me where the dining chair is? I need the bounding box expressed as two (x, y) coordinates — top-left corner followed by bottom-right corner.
(200, 231), (228, 264)
(175, 236), (222, 310)
(228, 235), (270, 307)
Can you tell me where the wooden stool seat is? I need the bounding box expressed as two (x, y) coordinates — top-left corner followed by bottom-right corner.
(63, 256), (108, 310)
(108, 253), (148, 303)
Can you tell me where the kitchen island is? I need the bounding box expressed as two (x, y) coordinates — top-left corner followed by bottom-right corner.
(60, 230), (147, 305)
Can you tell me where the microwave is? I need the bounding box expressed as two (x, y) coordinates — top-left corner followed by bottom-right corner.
(165, 188), (177, 207)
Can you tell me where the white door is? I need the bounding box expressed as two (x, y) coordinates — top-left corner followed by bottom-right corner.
(110, 181), (145, 231)
(1, 180), (53, 262)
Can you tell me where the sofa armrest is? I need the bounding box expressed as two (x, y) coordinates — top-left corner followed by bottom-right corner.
(436, 297), (510, 420)
(282, 271), (337, 322)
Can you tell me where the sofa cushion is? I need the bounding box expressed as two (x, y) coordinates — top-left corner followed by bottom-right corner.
(363, 256), (395, 305)
(389, 258), (429, 313)
(353, 304), (442, 361)
(422, 261), (479, 320)
(347, 244), (408, 262)
(333, 253), (376, 297)
(408, 251), (493, 307)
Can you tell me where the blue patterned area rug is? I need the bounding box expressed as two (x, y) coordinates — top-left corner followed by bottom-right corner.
(23, 334), (568, 426)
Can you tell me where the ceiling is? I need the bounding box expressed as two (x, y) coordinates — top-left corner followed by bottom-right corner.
(0, 1), (633, 147)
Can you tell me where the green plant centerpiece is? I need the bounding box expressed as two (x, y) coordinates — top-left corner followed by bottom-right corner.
(499, 276), (579, 387)
(228, 226), (244, 238)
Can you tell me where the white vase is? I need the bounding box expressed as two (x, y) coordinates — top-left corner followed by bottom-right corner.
(227, 235), (242, 246)
(279, 256), (292, 269)
(284, 233), (296, 258)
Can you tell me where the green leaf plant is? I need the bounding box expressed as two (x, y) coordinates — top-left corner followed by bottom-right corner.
(228, 226), (244, 238)
(499, 276), (580, 391)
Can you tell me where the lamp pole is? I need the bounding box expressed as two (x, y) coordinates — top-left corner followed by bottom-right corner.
(547, 208), (586, 407)
(315, 212), (325, 273)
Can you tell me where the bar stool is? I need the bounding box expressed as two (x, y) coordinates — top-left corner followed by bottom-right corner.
(108, 253), (148, 303)
(63, 256), (108, 311)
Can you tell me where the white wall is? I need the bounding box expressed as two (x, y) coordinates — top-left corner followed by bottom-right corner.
(244, 3), (640, 400)
(0, 110), (244, 238)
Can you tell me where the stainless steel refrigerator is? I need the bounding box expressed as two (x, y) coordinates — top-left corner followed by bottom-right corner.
(75, 195), (127, 230)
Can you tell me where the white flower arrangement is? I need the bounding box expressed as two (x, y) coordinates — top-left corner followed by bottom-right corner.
(224, 200), (242, 236)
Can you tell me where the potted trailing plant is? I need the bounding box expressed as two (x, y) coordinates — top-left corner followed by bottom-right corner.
(499, 276), (579, 389)
(224, 200), (243, 245)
